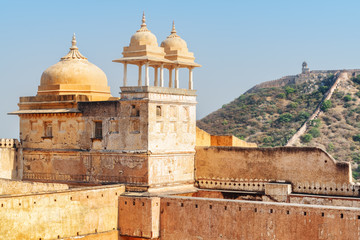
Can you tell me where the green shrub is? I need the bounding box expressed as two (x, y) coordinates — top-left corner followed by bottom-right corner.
(343, 94), (352, 102)
(222, 119), (228, 125)
(327, 143), (334, 152)
(353, 134), (360, 142)
(351, 75), (360, 85)
(318, 86), (329, 94)
(278, 113), (293, 123)
(310, 119), (321, 128)
(321, 100), (332, 112)
(301, 134), (312, 143)
(288, 102), (298, 109)
(285, 86), (295, 96)
(296, 111), (310, 122)
(276, 93), (286, 99)
(309, 128), (320, 138)
(356, 91), (360, 98)
(262, 136), (273, 144)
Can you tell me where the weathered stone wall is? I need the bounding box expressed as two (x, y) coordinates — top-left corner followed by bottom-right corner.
(159, 196), (360, 240)
(0, 184), (124, 240)
(195, 127), (211, 146)
(118, 196), (160, 239)
(195, 146), (357, 196)
(211, 135), (257, 147)
(0, 139), (22, 180)
(196, 127), (257, 147)
(0, 178), (68, 195)
(289, 194), (360, 208)
(22, 151), (148, 185)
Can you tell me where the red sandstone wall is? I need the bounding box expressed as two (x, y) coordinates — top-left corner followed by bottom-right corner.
(159, 196), (360, 240)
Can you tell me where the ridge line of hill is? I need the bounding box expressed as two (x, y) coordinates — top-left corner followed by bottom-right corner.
(286, 71), (346, 146)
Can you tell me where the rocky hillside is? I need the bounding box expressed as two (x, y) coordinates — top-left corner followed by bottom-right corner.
(197, 70), (360, 180)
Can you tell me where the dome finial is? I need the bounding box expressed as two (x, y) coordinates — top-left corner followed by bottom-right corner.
(71, 33), (78, 50)
(141, 12), (146, 28)
(61, 33), (87, 60)
(137, 12), (150, 32)
(171, 21), (177, 34)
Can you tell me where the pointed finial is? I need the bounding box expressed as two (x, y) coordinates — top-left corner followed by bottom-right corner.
(71, 33), (78, 50)
(171, 21), (177, 34)
(141, 11), (146, 28)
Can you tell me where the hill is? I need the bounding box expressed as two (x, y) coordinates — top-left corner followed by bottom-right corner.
(197, 70), (360, 180)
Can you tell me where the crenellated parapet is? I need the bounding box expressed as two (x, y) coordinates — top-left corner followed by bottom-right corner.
(0, 139), (20, 148)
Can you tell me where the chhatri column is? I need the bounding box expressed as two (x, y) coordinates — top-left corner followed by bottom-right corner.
(138, 64), (142, 86)
(145, 61), (150, 86)
(169, 68), (173, 88)
(160, 64), (164, 87)
(188, 67), (193, 90)
(123, 63), (128, 86)
(175, 66), (179, 88)
(154, 67), (158, 86)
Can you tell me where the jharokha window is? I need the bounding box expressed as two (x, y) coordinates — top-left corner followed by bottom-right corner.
(94, 121), (103, 139)
(44, 122), (53, 138)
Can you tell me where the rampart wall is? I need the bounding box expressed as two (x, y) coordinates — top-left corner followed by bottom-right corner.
(196, 127), (257, 148)
(0, 184), (125, 240)
(0, 139), (21, 180)
(158, 196), (360, 240)
(0, 178), (68, 195)
(195, 146), (358, 197)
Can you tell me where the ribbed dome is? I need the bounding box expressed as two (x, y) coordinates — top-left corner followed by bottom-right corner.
(37, 34), (112, 100)
(160, 22), (188, 51)
(129, 13), (158, 47)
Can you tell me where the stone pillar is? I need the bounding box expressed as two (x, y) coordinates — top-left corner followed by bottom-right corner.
(123, 63), (127, 86)
(189, 68), (193, 90)
(138, 64), (142, 86)
(160, 64), (164, 87)
(145, 62), (149, 86)
(175, 67), (179, 88)
(154, 67), (158, 86)
(169, 68), (173, 88)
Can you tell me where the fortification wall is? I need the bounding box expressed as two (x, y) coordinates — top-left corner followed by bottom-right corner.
(0, 178), (68, 195)
(0, 184), (125, 240)
(195, 127), (211, 146)
(118, 196), (160, 239)
(196, 127), (257, 148)
(195, 146), (358, 197)
(0, 139), (22, 180)
(159, 196), (360, 240)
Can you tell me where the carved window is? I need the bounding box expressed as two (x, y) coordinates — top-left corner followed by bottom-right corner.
(94, 121), (102, 139)
(44, 122), (52, 137)
(131, 105), (140, 117)
(156, 106), (162, 117)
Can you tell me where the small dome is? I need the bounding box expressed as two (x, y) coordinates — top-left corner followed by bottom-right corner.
(38, 34), (112, 100)
(160, 22), (188, 51)
(129, 13), (158, 47)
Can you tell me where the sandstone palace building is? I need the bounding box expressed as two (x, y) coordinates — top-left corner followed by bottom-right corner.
(1, 14), (360, 239)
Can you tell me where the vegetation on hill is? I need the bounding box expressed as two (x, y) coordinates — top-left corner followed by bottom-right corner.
(197, 72), (360, 180)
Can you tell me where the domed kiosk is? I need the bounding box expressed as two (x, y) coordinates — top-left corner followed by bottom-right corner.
(37, 34), (112, 101)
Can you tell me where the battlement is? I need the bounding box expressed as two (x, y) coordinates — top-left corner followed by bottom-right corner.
(0, 139), (20, 148)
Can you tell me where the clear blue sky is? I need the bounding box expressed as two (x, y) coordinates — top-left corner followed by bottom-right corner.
(1, 0), (360, 138)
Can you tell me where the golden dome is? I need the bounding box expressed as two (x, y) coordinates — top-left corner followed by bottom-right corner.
(38, 34), (112, 101)
(129, 13), (158, 47)
(160, 22), (188, 51)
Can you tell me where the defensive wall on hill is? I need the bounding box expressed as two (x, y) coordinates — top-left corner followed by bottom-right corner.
(245, 69), (360, 94)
